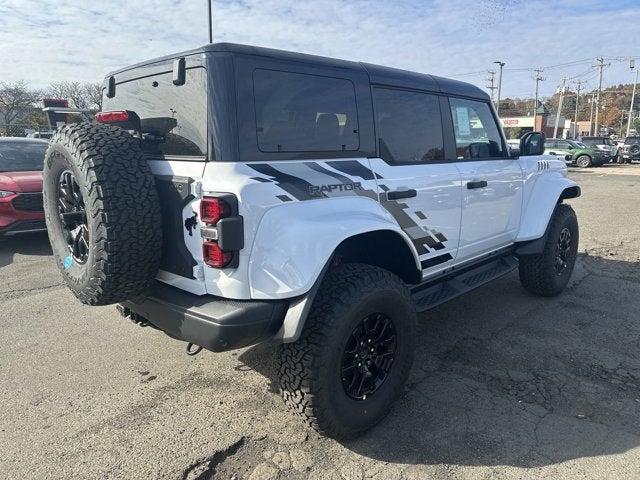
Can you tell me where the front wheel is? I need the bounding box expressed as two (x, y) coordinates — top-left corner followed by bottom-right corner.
(575, 155), (592, 168)
(279, 263), (417, 439)
(519, 204), (579, 297)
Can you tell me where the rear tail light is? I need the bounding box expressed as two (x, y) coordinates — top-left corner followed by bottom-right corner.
(200, 195), (242, 269)
(95, 110), (130, 123)
(95, 110), (141, 130)
(203, 241), (233, 268)
(200, 197), (230, 225)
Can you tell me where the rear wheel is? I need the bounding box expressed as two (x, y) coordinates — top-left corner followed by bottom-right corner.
(575, 155), (592, 168)
(43, 122), (162, 305)
(519, 204), (579, 297)
(279, 263), (416, 439)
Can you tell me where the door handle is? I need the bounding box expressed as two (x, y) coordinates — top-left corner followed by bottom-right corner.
(387, 189), (417, 200)
(467, 180), (488, 190)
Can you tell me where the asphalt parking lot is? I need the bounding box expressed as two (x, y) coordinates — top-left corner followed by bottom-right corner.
(1, 163), (640, 480)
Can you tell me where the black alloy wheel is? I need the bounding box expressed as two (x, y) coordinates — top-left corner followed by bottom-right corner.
(57, 170), (89, 264)
(341, 313), (397, 400)
(554, 227), (572, 275)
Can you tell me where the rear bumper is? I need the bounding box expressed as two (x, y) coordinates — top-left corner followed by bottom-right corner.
(120, 281), (288, 352)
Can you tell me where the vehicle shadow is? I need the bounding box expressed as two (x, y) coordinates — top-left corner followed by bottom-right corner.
(239, 253), (640, 468)
(0, 232), (52, 268)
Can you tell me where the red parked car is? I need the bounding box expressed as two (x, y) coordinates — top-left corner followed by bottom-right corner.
(0, 137), (49, 237)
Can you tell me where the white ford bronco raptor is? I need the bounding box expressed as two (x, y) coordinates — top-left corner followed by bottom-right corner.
(43, 43), (580, 439)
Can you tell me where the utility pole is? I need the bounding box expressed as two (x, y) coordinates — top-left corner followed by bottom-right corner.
(533, 68), (545, 120)
(207, 0), (213, 43)
(588, 91), (596, 136)
(627, 59), (638, 138)
(486, 70), (497, 103)
(593, 57), (610, 136)
(494, 61), (505, 115)
(573, 80), (586, 139)
(553, 78), (568, 139)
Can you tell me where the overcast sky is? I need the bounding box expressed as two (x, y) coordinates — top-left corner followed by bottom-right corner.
(1, 0), (639, 98)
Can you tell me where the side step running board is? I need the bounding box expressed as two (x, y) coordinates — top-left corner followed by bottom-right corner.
(411, 255), (519, 313)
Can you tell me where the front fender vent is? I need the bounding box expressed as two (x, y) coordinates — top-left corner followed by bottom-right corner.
(537, 160), (550, 171)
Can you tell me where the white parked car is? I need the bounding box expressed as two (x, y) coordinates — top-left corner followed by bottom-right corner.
(42, 43), (581, 439)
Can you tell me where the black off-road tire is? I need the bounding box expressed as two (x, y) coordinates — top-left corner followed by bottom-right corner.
(43, 122), (162, 305)
(575, 155), (592, 168)
(519, 204), (578, 297)
(279, 263), (417, 439)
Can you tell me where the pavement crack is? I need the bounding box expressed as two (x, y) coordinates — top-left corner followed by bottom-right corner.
(181, 436), (246, 480)
(3, 282), (65, 295)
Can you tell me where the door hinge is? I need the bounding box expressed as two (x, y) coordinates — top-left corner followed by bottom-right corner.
(190, 180), (203, 198)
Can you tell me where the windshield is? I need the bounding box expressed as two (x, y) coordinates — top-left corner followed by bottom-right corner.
(0, 141), (48, 172)
(625, 137), (640, 145)
(568, 140), (587, 148)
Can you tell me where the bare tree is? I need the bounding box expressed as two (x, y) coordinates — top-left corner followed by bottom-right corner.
(83, 82), (103, 111)
(46, 81), (103, 111)
(0, 81), (41, 125)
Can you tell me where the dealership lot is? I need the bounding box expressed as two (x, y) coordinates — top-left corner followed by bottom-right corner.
(1, 164), (640, 480)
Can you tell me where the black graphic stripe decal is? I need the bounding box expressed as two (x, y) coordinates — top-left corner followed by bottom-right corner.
(304, 162), (379, 201)
(250, 176), (272, 183)
(326, 160), (379, 180)
(247, 164), (323, 201)
(421, 253), (453, 269)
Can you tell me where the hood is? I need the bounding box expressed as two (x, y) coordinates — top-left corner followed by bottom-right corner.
(0, 170), (43, 193)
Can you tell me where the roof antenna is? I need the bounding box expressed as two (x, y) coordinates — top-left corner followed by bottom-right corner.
(207, 0), (213, 43)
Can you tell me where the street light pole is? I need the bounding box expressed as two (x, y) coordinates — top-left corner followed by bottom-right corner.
(207, 0), (213, 43)
(588, 92), (596, 136)
(494, 61), (505, 115)
(627, 60), (638, 138)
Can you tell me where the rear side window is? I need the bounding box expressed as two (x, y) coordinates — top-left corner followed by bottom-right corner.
(103, 67), (207, 157)
(373, 88), (444, 164)
(449, 98), (505, 160)
(253, 69), (359, 152)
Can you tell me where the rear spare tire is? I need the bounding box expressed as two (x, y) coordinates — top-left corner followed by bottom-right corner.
(43, 122), (162, 305)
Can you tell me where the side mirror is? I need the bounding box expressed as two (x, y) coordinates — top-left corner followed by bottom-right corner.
(520, 131), (546, 156)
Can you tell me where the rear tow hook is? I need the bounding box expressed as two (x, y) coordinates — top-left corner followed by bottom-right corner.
(186, 343), (203, 356)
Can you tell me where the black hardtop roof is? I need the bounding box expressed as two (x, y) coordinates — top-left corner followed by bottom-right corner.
(108, 42), (488, 100)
